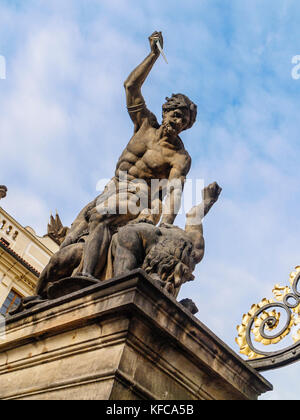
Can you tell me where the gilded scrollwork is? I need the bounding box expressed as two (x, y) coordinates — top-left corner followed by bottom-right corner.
(236, 266), (300, 360)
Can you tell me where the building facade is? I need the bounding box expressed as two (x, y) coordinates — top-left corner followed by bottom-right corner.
(0, 192), (59, 316)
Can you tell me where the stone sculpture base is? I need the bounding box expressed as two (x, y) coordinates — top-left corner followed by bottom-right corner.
(0, 270), (272, 400)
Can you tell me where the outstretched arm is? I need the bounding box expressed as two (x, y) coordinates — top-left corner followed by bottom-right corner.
(185, 182), (222, 252)
(124, 31), (162, 131)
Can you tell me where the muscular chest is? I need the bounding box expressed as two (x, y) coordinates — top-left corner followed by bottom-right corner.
(142, 148), (171, 175)
(127, 131), (174, 176)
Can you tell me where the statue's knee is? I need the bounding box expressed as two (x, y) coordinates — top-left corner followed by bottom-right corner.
(118, 227), (139, 249)
(46, 253), (62, 274)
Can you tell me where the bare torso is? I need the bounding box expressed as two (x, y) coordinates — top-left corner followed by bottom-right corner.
(115, 121), (191, 185)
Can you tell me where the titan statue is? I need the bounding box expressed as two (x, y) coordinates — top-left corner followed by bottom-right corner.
(11, 32), (221, 314)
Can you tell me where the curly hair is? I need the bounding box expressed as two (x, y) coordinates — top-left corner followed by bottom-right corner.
(162, 94), (197, 129)
(142, 237), (195, 287)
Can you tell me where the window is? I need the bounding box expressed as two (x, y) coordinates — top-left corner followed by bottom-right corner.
(6, 226), (12, 235)
(0, 290), (22, 315)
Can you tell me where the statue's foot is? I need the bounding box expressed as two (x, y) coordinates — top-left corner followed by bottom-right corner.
(8, 295), (46, 316)
(47, 276), (101, 299)
(179, 298), (199, 315)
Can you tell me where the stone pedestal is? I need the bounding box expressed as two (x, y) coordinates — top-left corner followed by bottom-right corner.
(0, 270), (272, 400)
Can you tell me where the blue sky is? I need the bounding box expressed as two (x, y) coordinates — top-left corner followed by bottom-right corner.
(1, 0), (300, 399)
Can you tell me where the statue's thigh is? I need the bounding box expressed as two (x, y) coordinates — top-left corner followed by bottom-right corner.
(53, 243), (84, 269)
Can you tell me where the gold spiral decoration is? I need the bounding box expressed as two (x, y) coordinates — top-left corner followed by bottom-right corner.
(236, 266), (300, 360)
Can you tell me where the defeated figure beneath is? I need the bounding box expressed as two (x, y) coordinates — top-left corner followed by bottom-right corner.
(33, 182), (221, 300)
(109, 182), (222, 297)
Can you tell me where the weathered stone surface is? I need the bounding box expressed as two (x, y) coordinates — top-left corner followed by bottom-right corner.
(0, 270), (272, 400)
(35, 32), (202, 299)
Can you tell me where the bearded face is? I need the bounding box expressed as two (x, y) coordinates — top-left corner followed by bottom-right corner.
(162, 108), (191, 137)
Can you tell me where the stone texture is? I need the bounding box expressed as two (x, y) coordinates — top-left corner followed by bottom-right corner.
(0, 270), (272, 400)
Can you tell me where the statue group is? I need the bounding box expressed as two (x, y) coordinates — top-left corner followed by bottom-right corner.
(12, 32), (221, 314)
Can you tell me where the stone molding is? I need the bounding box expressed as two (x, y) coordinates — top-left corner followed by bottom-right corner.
(0, 270), (272, 400)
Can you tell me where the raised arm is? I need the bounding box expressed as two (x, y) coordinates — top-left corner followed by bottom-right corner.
(185, 182), (222, 252)
(124, 31), (163, 131)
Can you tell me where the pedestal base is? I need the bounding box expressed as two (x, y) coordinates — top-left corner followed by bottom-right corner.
(0, 270), (272, 400)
